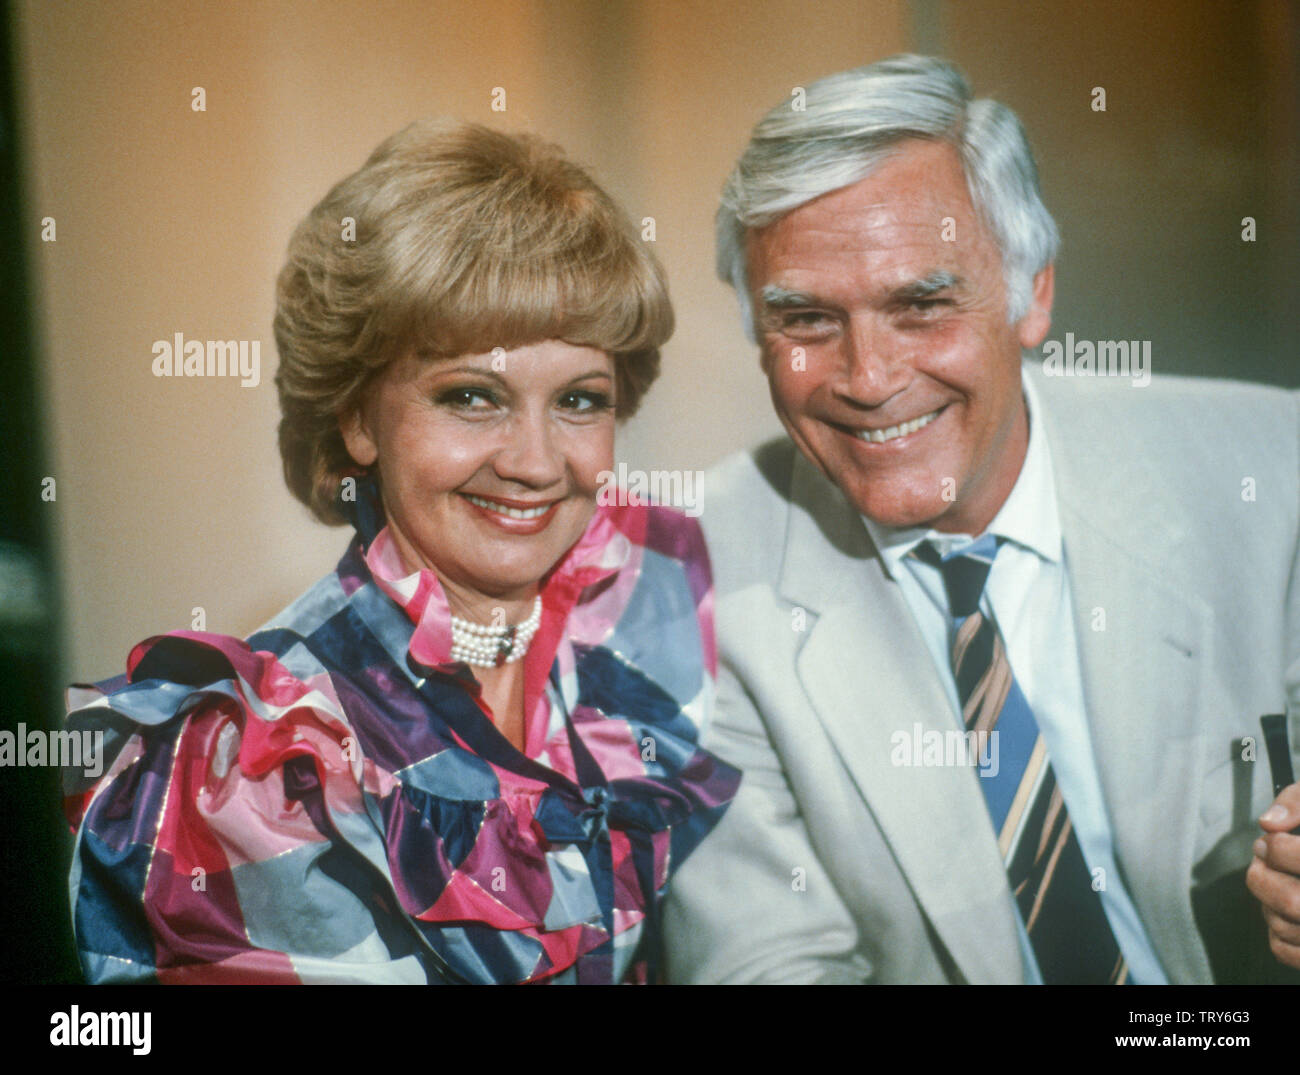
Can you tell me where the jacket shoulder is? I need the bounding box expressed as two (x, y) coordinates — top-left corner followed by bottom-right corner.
(700, 439), (800, 592)
(1030, 365), (1298, 450)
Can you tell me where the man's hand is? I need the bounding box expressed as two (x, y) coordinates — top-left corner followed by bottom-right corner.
(1247, 782), (1300, 969)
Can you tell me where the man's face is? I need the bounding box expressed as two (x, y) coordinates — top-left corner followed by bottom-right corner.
(745, 139), (1053, 535)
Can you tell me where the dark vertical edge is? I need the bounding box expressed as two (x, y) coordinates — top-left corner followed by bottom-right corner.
(0, 0), (81, 984)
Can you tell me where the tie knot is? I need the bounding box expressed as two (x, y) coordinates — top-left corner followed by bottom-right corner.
(913, 534), (999, 618)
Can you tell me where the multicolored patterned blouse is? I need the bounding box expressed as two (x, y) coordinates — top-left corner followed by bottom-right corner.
(62, 478), (740, 984)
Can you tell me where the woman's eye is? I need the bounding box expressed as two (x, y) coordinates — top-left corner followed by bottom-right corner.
(438, 386), (497, 409)
(559, 391), (612, 413)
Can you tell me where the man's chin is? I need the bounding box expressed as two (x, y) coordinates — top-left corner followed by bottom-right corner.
(850, 494), (954, 533)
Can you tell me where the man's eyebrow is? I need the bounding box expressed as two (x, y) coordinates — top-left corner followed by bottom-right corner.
(892, 270), (962, 301)
(759, 272), (963, 311)
(758, 285), (820, 309)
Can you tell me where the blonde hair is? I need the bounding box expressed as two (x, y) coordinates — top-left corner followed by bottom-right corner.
(274, 119), (673, 525)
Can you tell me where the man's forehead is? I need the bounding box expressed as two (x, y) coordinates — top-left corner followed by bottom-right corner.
(747, 141), (981, 253)
(751, 210), (962, 264)
(749, 225), (972, 299)
(752, 190), (975, 254)
(746, 200), (999, 299)
(793, 189), (964, 228)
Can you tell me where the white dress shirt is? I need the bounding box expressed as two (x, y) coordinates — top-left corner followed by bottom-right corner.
(861, 370), (1167, 984)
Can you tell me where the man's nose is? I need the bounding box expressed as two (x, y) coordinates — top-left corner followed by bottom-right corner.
(493, 409), (565, 487)
(836, 316), (909, 407)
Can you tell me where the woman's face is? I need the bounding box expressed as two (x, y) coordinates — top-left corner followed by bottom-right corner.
(342, 340), (616, 617)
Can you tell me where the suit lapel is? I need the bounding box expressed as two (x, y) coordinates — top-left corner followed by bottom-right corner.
(1038, 377), (1214, 983)
(779, 451), (1024, 983)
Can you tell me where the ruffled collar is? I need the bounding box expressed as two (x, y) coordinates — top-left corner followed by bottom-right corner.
(347, 472), (635, 676)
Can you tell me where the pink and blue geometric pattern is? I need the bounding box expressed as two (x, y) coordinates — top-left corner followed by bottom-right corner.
(63, 476), (739, 984)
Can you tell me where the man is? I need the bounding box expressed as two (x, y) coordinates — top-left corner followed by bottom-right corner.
(662, 54), (1300, 984)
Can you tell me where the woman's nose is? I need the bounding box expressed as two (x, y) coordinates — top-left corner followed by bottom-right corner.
(492, 411), (564, 487)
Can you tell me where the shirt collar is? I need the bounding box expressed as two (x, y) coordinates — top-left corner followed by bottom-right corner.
(861, 365), (1063, 578)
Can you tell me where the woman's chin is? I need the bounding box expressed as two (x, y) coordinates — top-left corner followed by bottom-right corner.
(450, 553), (556, 603)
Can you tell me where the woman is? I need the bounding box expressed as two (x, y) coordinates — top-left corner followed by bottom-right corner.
(62, 120), (739, 984)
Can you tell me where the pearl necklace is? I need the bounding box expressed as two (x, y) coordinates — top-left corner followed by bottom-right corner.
(449, 596), (543, 668)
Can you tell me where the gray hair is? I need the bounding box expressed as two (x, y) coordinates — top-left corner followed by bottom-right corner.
(717, 54), (1059, 338)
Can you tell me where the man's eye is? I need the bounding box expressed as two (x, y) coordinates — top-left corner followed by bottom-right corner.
(905, 298), (951, 315)
(774, 311), (837, 338)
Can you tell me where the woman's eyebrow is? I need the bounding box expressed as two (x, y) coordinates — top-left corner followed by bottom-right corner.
(426, 360), (506, 383)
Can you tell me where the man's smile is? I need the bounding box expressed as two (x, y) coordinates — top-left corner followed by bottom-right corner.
(851, 406), (945, 444)
(822, 405), (950, 451)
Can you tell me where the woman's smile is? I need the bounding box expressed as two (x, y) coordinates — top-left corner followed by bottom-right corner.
(460, 491), (564, 533)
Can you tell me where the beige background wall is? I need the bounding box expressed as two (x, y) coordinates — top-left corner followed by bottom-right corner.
(14, 0), (1296, 683)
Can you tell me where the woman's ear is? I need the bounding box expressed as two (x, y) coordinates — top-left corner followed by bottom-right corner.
(339, 404), (379, 467)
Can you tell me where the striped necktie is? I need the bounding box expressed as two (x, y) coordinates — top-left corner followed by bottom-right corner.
(914, 535), (1128, 984)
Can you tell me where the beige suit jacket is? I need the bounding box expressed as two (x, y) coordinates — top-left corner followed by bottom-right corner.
(663, 365), (1300, 983)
